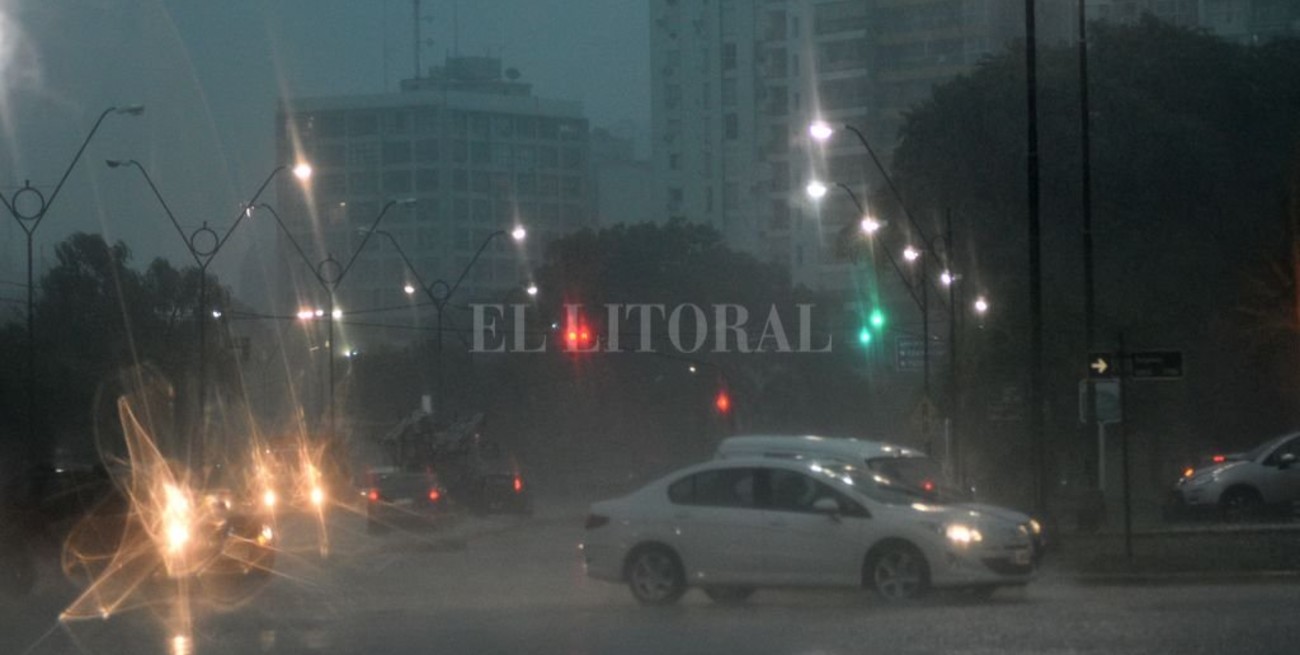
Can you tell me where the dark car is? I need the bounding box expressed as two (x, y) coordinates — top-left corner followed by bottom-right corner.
(363, 465), (453, 533)
(434, 435), (533, 516)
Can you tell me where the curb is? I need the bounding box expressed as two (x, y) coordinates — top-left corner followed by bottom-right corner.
(1062, 569), (1300, 585)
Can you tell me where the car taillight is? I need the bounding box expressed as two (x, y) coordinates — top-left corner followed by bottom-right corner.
(367, 488), (380, 502)
(922, 480), (935, 492)
(584, 513), (609, 529)
(428, 489), (441, 502)
(513, 476), (523, 493)
(1212, 454), (1226, 463)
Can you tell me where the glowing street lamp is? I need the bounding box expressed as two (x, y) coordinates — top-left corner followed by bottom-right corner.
(805, 180), (829, 200)
(974, 296), (990, 314)
(526, 283), (539, 297)
(511, 226), (527, 241)
(293, 162), (314, 181)
(940, 271), (956, 286)
(903, 245), (921, 262)
(404, 284), (417, 295)
(860, 216), (883, 235)
(808, 121), (834, 142)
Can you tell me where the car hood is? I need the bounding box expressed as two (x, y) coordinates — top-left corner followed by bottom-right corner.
(952, 502), (1032, 524)
(1182, 460), (1248, 485)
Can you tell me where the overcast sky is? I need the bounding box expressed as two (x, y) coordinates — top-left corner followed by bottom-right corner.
(0, 0), (649, 308)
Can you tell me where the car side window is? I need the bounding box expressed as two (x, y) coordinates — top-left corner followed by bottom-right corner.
(667, 468), (756, 508)
(766, 469), (868, 517)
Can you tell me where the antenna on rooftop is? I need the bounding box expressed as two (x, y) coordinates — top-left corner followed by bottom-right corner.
(412, 0), (421, 79)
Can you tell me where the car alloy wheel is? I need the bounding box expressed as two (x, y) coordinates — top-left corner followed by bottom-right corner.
(870, 545), (929, 601)
(627, 547), (685, 605)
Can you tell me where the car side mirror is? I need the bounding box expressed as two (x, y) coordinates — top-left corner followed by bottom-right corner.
(1279, 453), (1297, 469)
(812, 497), (841, 520)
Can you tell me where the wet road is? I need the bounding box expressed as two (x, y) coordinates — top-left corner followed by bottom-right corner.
(4, 499), (1300, 655)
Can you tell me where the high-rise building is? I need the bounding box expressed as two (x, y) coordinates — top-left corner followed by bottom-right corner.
(274, 56), (592, 345)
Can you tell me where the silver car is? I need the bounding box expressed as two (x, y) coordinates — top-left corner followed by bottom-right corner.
(1171, 432), (1300, 520)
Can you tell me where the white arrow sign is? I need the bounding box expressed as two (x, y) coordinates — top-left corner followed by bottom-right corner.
(1090, 358), (1109, 375)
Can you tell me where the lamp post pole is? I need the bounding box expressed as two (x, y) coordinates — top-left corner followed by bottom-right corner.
(1025, 0), (1047, 515)
(260, 200), (410, 436)
(109, 160), (299, 463)
(0, 105), (143, 445)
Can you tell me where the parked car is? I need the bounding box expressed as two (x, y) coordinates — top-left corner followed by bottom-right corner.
(716, 435), (1045, 555)
(581, 457), (1036, 605)
(1168, 431), (1300, 520)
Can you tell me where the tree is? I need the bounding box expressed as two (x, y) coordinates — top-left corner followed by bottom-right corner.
(0, 233), (236, 465)
(884, 18), (1300, 486)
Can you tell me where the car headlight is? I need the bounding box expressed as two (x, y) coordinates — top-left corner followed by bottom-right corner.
(944, 523), (983, 546)
(1027, 519), (1042, 536)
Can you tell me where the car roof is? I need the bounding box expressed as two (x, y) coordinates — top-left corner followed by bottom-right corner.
(715, 434), (924, 461)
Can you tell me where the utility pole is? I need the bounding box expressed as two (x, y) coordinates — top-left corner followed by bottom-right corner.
(1025, 0), (1047, 515)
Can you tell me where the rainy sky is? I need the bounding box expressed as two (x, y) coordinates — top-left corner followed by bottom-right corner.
(0, 0), (648, 307)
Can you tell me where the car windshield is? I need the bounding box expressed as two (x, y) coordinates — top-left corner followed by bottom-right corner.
(1242, 434), (1296, 462)
(865, 455), (970, 501)
(809, 462), (928, 506)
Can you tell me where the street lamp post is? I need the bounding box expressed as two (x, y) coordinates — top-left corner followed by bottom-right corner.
(108, 160), (307, 459)
(0, 105), (144, 445)
(258, 200), (413, 435)
(365, 226), (526, 420)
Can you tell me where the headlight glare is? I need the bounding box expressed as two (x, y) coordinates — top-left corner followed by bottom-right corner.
(945, 523), (982, 545)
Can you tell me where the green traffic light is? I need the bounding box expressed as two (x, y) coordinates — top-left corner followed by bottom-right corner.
(869, 308), (885, 329)
(858, 327), (872, 346)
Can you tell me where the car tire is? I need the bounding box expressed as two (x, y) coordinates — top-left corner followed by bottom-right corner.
(625, 545), (686, 606)
(866, 542), (930, 602)
(703, 586), (754, 604)
(1220, 487), (1263, 522)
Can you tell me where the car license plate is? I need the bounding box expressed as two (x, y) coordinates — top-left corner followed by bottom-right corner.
(1012, 549), (1031, 565)
(393, 498), (414, 506)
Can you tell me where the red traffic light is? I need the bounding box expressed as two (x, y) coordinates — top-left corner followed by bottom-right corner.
(714, 390), (731, 414)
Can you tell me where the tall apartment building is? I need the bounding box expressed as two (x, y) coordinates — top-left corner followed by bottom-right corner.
(274, 56), (592, 346)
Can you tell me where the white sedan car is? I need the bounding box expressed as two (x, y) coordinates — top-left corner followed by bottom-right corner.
(581, 457), (1036, 605)
(1171, 432), (1300, 519)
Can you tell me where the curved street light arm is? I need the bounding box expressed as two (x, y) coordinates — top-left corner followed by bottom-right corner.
(369, 228), (442, 307)
(111, 159), (204, 268)
(0, 189), (13, 218)
(842, 124), (941, 258)
(339, 199), (405, 288)
(214, 165), (287, 257)
(256, 203), (328, 291)
(835, 183), (923, 311)
(43, 106), (143, 231)
(445, 229), (506, 304)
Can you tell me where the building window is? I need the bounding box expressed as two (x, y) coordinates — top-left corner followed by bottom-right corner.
(347, 143), (379, 168)
(724, 113), (738, 140)
(384, 110), (410, 135)
(669, 153), (682, 170)
(722, 42), (737, 71)
(383, 170), (412, 194)
(382, 141), (411, 166)
(414, 139), (439, 163)
(416, 169), (439, 192)
(722, 78), (737, 106)
(348, 112), (379, 137)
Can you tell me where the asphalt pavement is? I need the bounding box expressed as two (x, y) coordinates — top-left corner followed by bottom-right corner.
(4, 497), (1300, 655)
